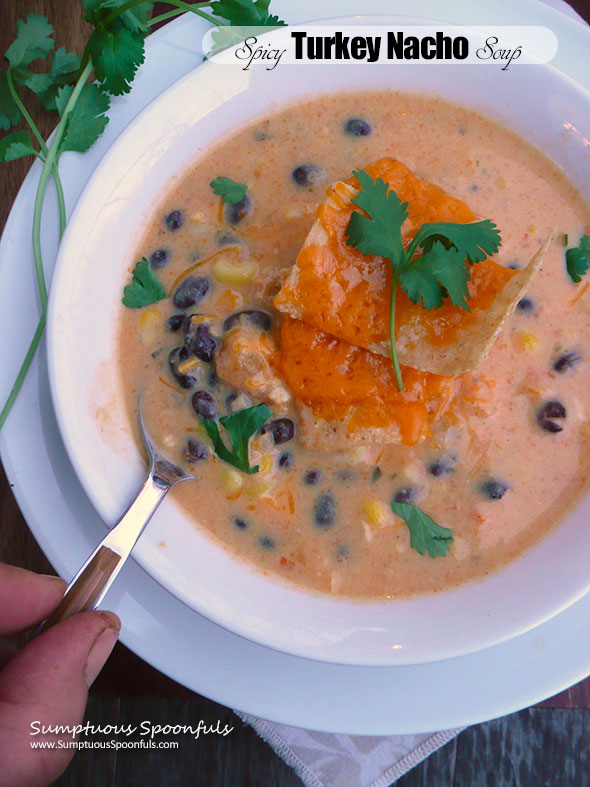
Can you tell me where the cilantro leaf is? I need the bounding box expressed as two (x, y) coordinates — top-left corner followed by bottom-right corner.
(345, 168), (502, 390)
(87, 22), (145, 95)
(412, 219), (501, 266)
(83, 0), (154, 33)
(346, 169), (408, 263)
(566, 235), (590, 283)
(56, 83), (110, 154)
(206, 25), (252, 58)
(5, 13), (54, 68)
(265, 13), (285, 25)
(6, 48), (80, 111)
(392, 502), (453, 558)
(210, 176), (248, 204)
(202, 403), (272, 474)
(122, 258), (166, 308)
(0, 71), (22, 130)
(0, 130), (38, 162)
(399, 242), (471, 311)
(210, 0), (286, 26)
(115, 1), (154, 33)
(35, 47), (81, 110)
(13, 69), (52, 95)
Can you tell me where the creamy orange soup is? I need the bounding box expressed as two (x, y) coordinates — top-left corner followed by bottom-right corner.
(118, 91), (590, 598)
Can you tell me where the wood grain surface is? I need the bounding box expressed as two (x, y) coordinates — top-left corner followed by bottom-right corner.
(1, 1), (589, 785)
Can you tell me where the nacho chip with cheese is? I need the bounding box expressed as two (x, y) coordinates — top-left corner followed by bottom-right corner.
(279, 318), (457, 450)
(274, 157), (547, 376)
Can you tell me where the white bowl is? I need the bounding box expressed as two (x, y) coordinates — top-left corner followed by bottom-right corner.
(48, 15), (590, 666)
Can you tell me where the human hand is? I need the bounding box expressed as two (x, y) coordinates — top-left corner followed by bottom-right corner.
(0, 562), (120, 787)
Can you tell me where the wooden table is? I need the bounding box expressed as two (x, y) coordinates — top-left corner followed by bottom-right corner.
(1, 2), (589, 784)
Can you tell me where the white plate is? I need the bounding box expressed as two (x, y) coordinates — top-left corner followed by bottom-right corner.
(1, 0), (590, 733)
(46, 7), (590, 666)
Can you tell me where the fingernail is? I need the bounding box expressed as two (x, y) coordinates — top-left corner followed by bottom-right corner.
(84, 613), (120, 687)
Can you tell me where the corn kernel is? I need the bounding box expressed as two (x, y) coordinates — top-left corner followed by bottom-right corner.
(246, 480), (273, 499)
(362, 499), (388, 528)
(213, 252), (258, 286)
(222, 468), (243, 499)
(517, 332), (538, 353)
(177, 357), (201, 375)
(139, 308), (160, 346)
(260, 454), (273, 475)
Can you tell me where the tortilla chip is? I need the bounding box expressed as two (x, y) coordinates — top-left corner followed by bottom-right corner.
(275, 157), (548, 376)
(294, 401), (402, 451)
(279, 318), (456, 450)
(393, 236), (551, 376)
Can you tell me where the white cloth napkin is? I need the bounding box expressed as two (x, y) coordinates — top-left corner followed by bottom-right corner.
(235, 1), (586, 785)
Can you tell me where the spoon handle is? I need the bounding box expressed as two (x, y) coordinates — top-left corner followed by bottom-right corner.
(37, 472), (170, 634)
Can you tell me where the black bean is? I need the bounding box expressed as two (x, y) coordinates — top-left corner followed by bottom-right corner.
(516, 297), (534, 312)
(259, 535), (275, 549)
(393, 486), (418, 504)
(314, 493), (336, 529)
(343, 117), (372, 137)
(149, 248), (170, 269)
(303, 469), (322, 486)
(537, 400), (567, 433)
(183, 318), (218, 362)
(234, 517), (248, 530)
(224, 194), (253, 226)
(553, 351), (582, 374)
(479, 478), (509, 500)
(192, 390), (219, 421)
(165, 209), (183, 231)
(208, 369), (219, 387)
(223, 309), (272, 333)
(278, 451), (293, 469)
(172, 276), (211, 309)
(428, 458), (454, 477)
(168, 346), (200, 389)
(184, 438), (208, 463)
(291, 164), (326, 189)
(166, 313), (185, 332)
(262, 418), (296, 445)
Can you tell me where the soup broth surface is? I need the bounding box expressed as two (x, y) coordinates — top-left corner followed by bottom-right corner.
(118, 90), (590, 598)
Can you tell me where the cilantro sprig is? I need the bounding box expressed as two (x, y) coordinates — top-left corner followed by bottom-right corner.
(345, 169), (501, 390)
(122, 258), (166, 308)
(202, 403), (271, 474)
(210, 176), (248, 204)
(0, 0), (285, 431)
(565, 234), (590, 283)
(392, 502), (453, 558)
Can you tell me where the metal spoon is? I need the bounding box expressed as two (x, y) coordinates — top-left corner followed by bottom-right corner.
(38, 395), (192, 633)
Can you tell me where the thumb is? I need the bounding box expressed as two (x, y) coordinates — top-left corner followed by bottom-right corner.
(0, 610), (120, 787)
